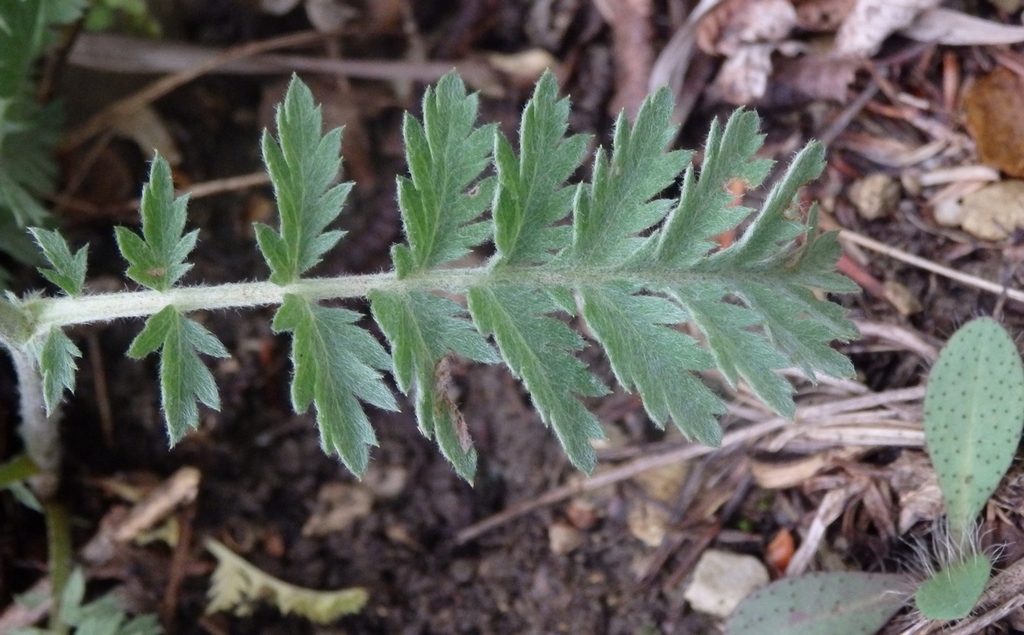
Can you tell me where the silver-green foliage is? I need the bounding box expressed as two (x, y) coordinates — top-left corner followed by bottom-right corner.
(912, 316), (1024, 621)
(922, 316), (1024, 541)
(725, 572), (910, 635)
(14, 72), (856, 481)
(914, 550), (991, 621)
(727, 317), (1024, 633)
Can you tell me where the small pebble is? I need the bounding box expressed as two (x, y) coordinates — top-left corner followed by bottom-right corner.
(849, 173), (900, 220)
(684, 549), (770, 617)
(548, 521), (585, 555)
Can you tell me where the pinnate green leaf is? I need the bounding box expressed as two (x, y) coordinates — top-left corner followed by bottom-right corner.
(39, 326), (80, 415)
(115, 155), (196, 291)
(491, 71), (587, 268)
(273, 294), (398, 476)
(392, 72), (496, 277)
(30, 227), (87, 296)
(128, 305), (228, 444)
(468, 285), (607, 473)
(579, 284), (723, 445)
(642, 109), (771, 269)
(369, 289), (497, 480)
(561, 87), (689, 267)
(256, 75), (348, 284)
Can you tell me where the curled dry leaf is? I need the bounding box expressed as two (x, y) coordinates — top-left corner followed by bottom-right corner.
(708, 43), (777, 104)
(834, 0), (941, 58)
(594, 0), (656, 117)
(696, 0), (796, 56)
(698, 0), (797, 103)
(901, 7), (1024, 45)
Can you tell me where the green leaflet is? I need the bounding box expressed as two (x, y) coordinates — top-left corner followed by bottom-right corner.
(116, 155), (196, 291)
(11, 567), (162, 635)
(0, 0), (86, 285)
(579, 284), (723, 445)
(30, 227), (87, 296)
(369, 289), (497, 481)
(634, 110), (770, 269)
(128, 306), (228, 444)
(256, 75), (349, 285)
(39, 326), (80, 415)
(561, 86), (690, 267)
(205, 538), (367, 622)
(273, 294), (398, 476)
(491, 72), (587, 268)
(392, 72), (496, 277)
(467, 285), (607, 473)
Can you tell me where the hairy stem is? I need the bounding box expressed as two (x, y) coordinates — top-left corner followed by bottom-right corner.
(22, 264), (769, 337)
(10, 347), (60, 498)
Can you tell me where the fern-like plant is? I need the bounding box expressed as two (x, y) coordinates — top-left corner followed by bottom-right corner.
(0, 0), (88, 285)
(1, 71), (856, 488)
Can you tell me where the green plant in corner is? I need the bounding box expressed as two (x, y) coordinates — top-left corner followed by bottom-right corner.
(726, 316), (1024, 635)
(10, 567), (162, 635)
(0, 0), (88, 285)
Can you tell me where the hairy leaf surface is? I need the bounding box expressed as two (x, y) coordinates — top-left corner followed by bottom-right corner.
(491, 71), (587, 267)
(115, 155), (196, 291)
(128, 306), (229, 444)
(273, 294), (398, 476)
(579, 284), (723, 445)
(30, 228), (87, 296)
(468, 285), (607, 472)
(561, 87), (689, 267)
(369, 289), (497, 481)
(39, 326), (80, 415)
(256, 75), (349, 285)
(392, 73), (495, 277)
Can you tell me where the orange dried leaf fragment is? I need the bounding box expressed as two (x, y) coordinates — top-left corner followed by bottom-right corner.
(964, 66), (1024, 178)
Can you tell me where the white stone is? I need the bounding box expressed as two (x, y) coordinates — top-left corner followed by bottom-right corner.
(683, 549), (770, 617)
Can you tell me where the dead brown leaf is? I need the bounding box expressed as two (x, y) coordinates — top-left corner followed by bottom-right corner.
(594, 0), (656, 118)
(964, 66), (1024, 178)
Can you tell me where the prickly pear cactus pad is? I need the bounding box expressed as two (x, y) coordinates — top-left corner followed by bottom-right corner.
(914, 550), (991, 621)
(923, 317), (1024, 538)
(725, 572), (910, 635)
